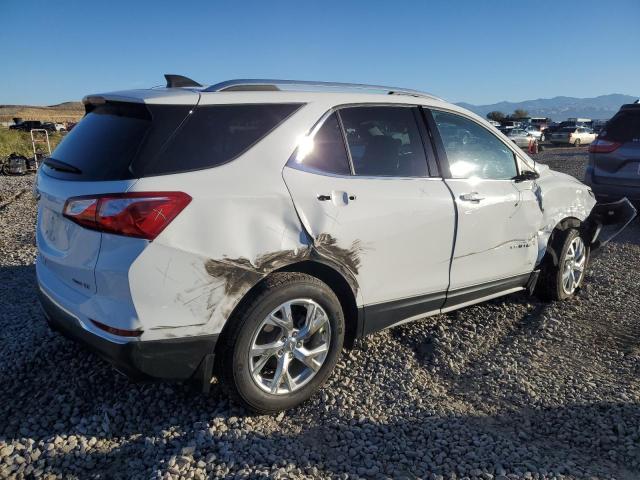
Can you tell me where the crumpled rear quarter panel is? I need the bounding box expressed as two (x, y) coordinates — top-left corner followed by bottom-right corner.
(126, 101), (363, 341)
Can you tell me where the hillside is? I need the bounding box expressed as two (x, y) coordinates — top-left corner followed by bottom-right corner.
(0, 102), (84, 123)
(457, 94), (637, 121)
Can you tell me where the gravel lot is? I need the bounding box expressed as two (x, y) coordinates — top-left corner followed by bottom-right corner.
(1, 147), (639, 480)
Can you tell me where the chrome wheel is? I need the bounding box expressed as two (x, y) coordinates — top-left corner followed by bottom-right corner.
(249, 299), (331, 395)
(562, 236), (586, 295)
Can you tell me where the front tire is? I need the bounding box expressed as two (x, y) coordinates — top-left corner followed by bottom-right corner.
(537, 228), (589, 301)
(574, 138), (581, 147)
(216, 272), (344, 413)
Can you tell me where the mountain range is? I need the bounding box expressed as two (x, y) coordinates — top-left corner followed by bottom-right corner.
(456, 94), (637, 121)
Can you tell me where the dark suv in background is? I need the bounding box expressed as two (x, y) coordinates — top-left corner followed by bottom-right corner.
(586, 102), (640, 204)
(9, 120), (56, 132)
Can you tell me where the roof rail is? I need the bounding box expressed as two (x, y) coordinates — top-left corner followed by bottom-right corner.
(203, 79), (442, 100)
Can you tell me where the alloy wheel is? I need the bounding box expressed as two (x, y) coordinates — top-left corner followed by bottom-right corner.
(561, 236), (586, 295)
(249, 299), (331, 395)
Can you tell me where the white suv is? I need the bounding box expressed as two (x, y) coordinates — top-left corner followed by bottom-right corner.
(36, 76), (635, 413)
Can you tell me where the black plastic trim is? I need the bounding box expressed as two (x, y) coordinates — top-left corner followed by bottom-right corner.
(38, 289), (217, 381)
(420, 107), (451, 178)
(413, 107), (440, 177)
(443, 272), (530, 309)
(361, 291), (446, 336)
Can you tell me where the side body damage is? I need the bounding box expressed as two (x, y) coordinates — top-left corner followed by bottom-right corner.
(531, 164), (636, 267)
(531, 165), (596, 265)
(124, 99), (366, 342)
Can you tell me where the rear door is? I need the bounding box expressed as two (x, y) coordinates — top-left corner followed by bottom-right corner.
(426, 109), (541, 305)
(592, 108), (640, 187)
(283, 106), (455, 330)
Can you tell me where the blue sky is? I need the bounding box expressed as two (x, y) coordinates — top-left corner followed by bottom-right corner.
(1, 0), (638, 106)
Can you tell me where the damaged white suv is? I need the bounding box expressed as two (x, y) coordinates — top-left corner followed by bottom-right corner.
(36, 76), (636, 412)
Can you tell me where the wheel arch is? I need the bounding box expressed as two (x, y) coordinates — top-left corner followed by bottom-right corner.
(216, 259), (361, 353)
(542, 216), (584, 267)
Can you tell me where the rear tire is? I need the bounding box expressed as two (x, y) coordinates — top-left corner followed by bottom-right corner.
(536, 228), (589, 301)
(216, 272), (344, 413)
(574, 138), (581, 147)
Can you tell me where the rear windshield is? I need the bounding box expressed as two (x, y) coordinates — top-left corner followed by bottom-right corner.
(44, 101), (302, 181)
(601, 110), (640, 143)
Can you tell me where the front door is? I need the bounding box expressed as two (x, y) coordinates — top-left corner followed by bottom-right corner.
(428, 109), (542, 306)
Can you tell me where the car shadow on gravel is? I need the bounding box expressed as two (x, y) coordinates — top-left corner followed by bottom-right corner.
(15, 400), (639, 479)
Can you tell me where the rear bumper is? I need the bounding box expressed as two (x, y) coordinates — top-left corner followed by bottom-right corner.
(584, 175), (640, 204)
(584, 198), (637, 254)
(38, 288), (218, 381)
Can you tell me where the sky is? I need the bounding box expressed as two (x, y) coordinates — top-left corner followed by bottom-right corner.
(1, 0), (639, 106)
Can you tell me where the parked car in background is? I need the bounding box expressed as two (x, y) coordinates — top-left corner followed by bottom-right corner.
(542, 124), (560, 141)
(500, 120), (521, 131)
(506, 128), (538, 148)
(531, 117), (550, 131)
(524, 126), (542, 140)
(54, 123), (67, 132)
(35, 77), (635, 413)
(549, 126), (596, 146)
(9, 120), (44, 131)
(585, 102), (640, 204)
(8, 120), (56, 133)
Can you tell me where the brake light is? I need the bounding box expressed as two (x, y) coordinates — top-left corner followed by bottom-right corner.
(588, 139), (623, 153)
(63, 192), (191, 240)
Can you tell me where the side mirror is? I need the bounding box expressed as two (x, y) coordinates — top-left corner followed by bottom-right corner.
(512, 170), (540, 182)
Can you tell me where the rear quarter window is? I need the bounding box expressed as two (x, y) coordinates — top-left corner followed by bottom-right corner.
(140, 103), (303, 176)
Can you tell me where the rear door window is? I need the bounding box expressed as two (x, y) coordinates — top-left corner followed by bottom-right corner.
(288, 112), (351, 175)
(338, 106), (429, 177)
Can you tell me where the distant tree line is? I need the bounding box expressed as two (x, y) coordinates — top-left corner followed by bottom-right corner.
(486, 109), (529, 122)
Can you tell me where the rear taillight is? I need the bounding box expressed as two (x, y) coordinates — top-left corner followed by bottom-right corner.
(588, 138), (623, 153)
(63, 192), (191, 240)
(91, 319), (143, 337)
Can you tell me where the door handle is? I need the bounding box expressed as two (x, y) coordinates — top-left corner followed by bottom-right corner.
(459, 192), (485, 203)
(317, 193), (356, 202)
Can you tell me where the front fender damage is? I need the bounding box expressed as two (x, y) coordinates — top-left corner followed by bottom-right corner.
(583, 198), (637, 255)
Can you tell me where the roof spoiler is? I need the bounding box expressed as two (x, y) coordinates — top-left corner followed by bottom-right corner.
(164, 74), (202, 88)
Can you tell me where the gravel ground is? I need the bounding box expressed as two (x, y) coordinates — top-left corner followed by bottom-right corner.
(1, 147), (639, 480)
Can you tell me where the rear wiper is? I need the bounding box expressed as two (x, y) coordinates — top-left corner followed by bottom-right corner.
(43, 158), (82, 174)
